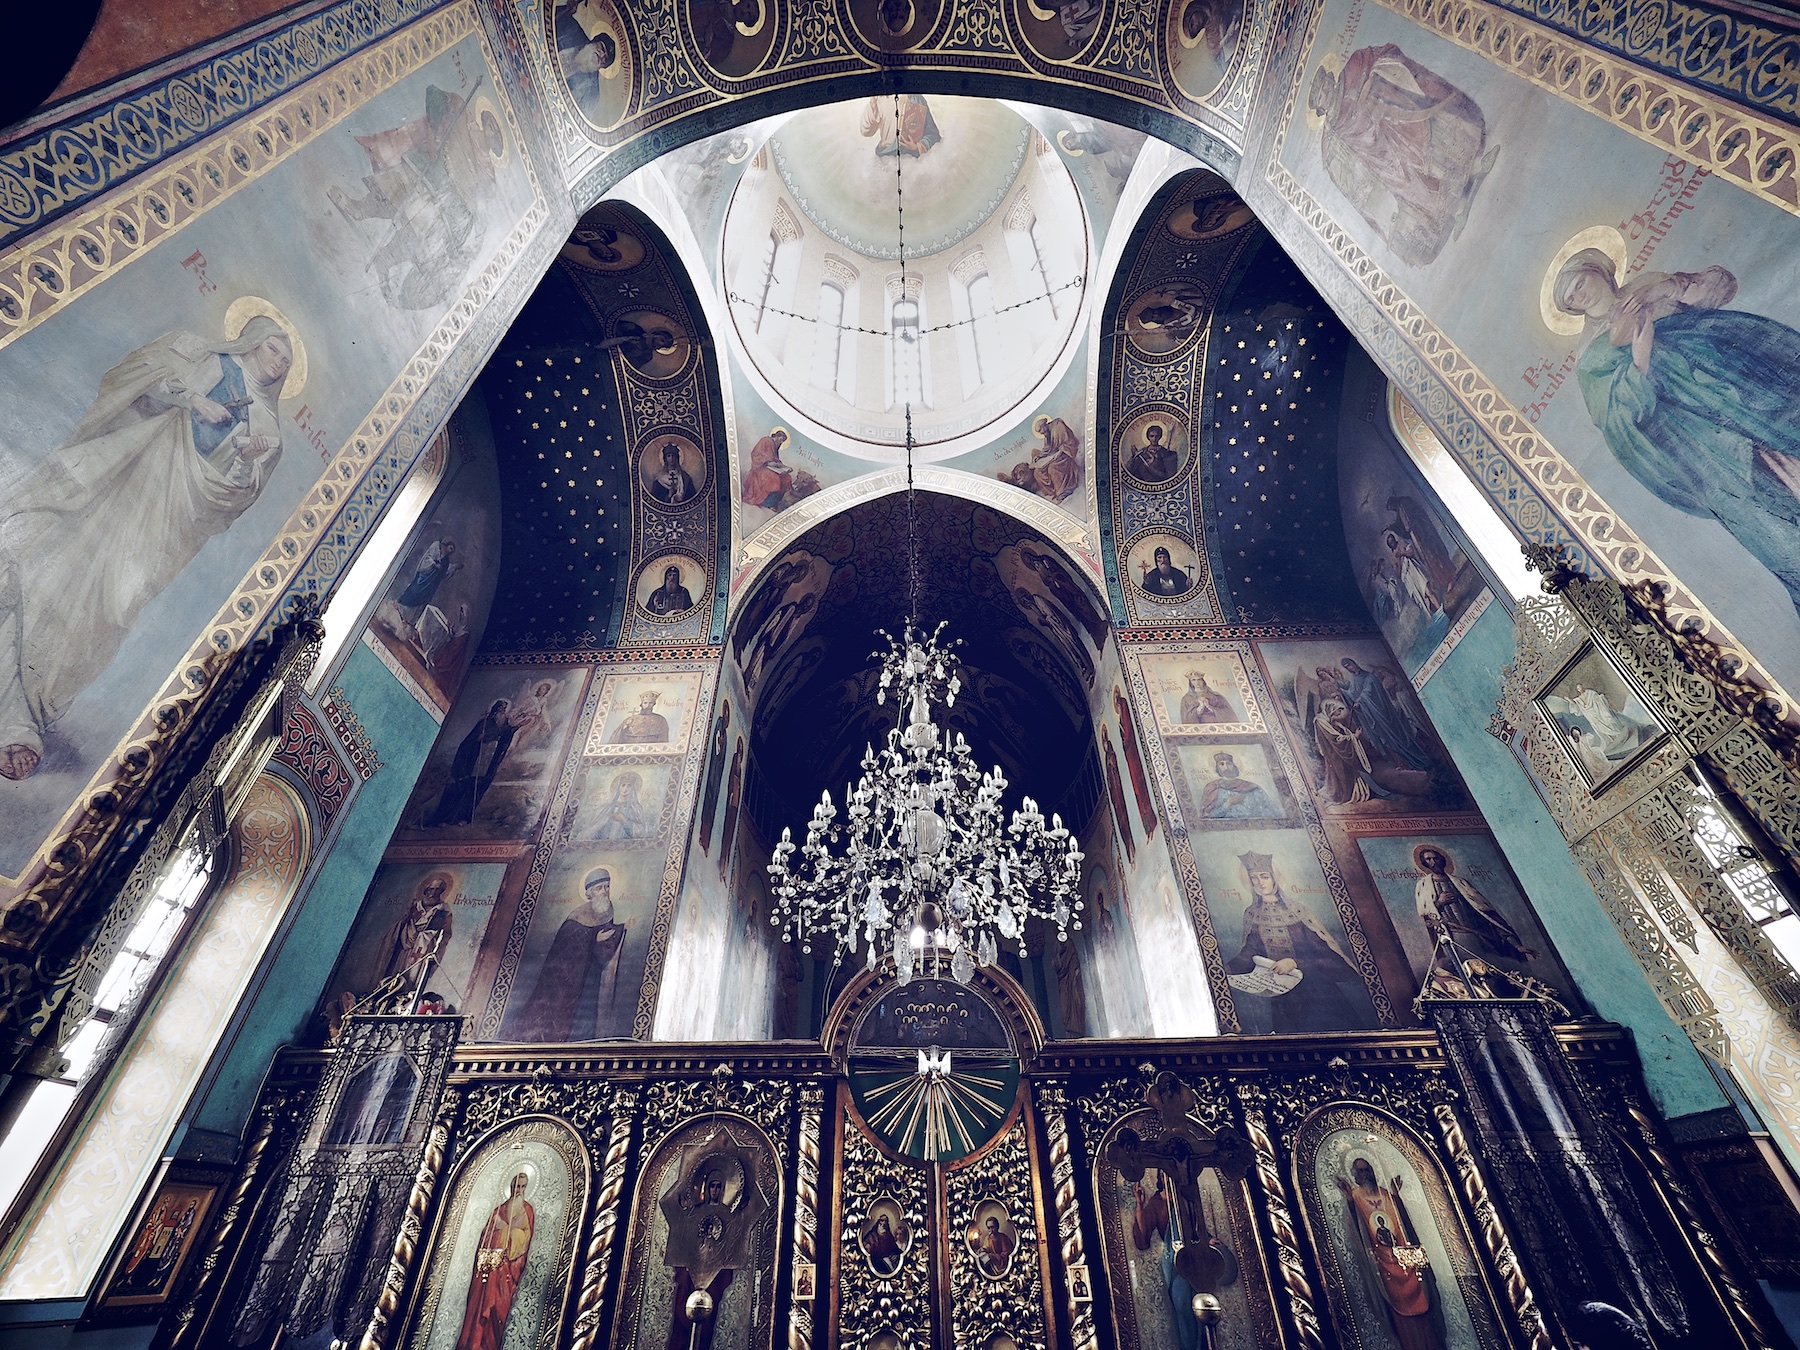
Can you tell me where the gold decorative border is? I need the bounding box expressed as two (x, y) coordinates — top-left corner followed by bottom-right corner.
(0, 3), (486, 347)
(0, 4), (552, 892)
(1247, 0), (1797, 726)
(1376, 0), (1800, 219)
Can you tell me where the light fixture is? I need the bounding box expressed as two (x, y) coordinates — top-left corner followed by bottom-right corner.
(766, 621), (1083, 983)
(764, 94), (1084, 985)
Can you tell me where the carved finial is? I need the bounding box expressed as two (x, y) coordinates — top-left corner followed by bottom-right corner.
(1520, 541), (1582, 594)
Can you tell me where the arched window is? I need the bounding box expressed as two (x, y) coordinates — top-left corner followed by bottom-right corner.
(0, 776), (311, 1297)
(0, 844), (218, 1224)
(811, 259), (858, 401)
(967, 272), (999, 387)
(948, 250), (1001, 398)
(1004, 190), (1062, 329)
(885, 277), (929, 412)
(813, 282), (846, 391)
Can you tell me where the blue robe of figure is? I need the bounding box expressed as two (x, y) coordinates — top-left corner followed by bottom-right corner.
(1577, 307), (1800, 613)
(1337, 666), (1430, 770)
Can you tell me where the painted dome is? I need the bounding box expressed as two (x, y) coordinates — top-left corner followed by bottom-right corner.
(720, 96), (1090, 460)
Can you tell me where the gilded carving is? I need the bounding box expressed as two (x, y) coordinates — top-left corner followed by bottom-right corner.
(945, 1115), (1047, 1350)
(837, 1123), (933, 1349)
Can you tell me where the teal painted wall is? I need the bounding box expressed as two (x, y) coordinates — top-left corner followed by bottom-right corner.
(190, 640), (438, 1139)
(1419, 603), (1726, 1119)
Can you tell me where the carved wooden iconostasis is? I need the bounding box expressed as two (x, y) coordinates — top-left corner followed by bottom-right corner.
(173, 965), (1785, 1350)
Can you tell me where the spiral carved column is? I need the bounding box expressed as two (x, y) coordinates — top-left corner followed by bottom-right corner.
(1236, 1089), (1325, 1350)
(569, 1086), (639, 1350)
(1432, 1102), (1553, 1350)
(358, 1091), (459, 1350)
(1036, 1080), (1098, 1350)
(787, 1084), (824, 1350)
(165, 1094), (284, 1350)
(1624, 1104), (1776, 1350)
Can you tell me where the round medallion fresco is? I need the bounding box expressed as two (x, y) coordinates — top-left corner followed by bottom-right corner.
(1165, 0), (1246, 103)
(549, 0), (633, 132)
(847, 0), (946, 51)
(685, 0), (778, 80)
(1014, 0), (1105, 63)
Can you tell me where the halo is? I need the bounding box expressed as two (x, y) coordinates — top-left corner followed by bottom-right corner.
(224, 295), (307, 399)
(1303, 51), (1345, 131)
(734, 0), (767, 36)
(470, 93), (509, 165)
(1175, 0), (1207, 51)
(1025, 0), (1058, 20)
(504, 1158), (540, 1194)
(1055, 129), (1084, 157)
(1540, 225), (1627, 337)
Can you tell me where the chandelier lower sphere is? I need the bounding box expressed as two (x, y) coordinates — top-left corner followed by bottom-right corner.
(768, 623), (1084, 985)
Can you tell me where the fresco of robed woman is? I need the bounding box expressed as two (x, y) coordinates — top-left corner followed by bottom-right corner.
(1551, 246), (1800, 619)
(0, 310), (299, 783)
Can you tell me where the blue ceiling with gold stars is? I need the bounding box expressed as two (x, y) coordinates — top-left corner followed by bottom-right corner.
(477, 202), (724, 651)
(1099, 170), (1364, 629)
(1204, 242), (1359, 624)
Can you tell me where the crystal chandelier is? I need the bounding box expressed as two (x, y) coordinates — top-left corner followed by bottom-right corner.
(762, 94), (1083, 985)
(766, 622), (1084, 985)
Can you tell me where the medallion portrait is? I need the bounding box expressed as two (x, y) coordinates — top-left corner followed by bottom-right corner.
(1125, 282), (1211, 356)
(1168, 189), (1256, 242)
(1126, 534), (1203, 602)
(549, 0), (633, 132)
(1165, 0), (1245, 103)
(635, 554), (708, 620)
(1118, 410), (1192, 487)
(858, 1198), (914, 1277)
(562, 211), (646, 271)
(684, 0), (777, 79)
(964, 1199), (1020, 1279)
(847, 0), (945, 51)
(611, 310), (688, 378)
(1013, 0), (1106, 63)
(637, 433), (708, 509)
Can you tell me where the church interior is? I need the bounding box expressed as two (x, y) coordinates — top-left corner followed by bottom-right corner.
(4, 1), (1800, 1348)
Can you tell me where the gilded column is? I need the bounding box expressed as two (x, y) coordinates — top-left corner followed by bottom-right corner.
(788, 1083), (824, 1350)
(165, 1089), (288, 1350)
(1036, 1079), (1098, 1350)
(1236, 1085), (1325, 1350)
(1432, 1101), (1553, 1350)
(570, 1085), (640, 1350)
(358, 1089), (460, 1350)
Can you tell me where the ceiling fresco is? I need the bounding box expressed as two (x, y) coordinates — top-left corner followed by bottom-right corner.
(610, 99), (1183, 589)
(478, 201), (728, 651)
(719, 97), (1091, 457)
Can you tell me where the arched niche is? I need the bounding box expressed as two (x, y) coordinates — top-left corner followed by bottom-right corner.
(668, 488), (1159, 1043)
